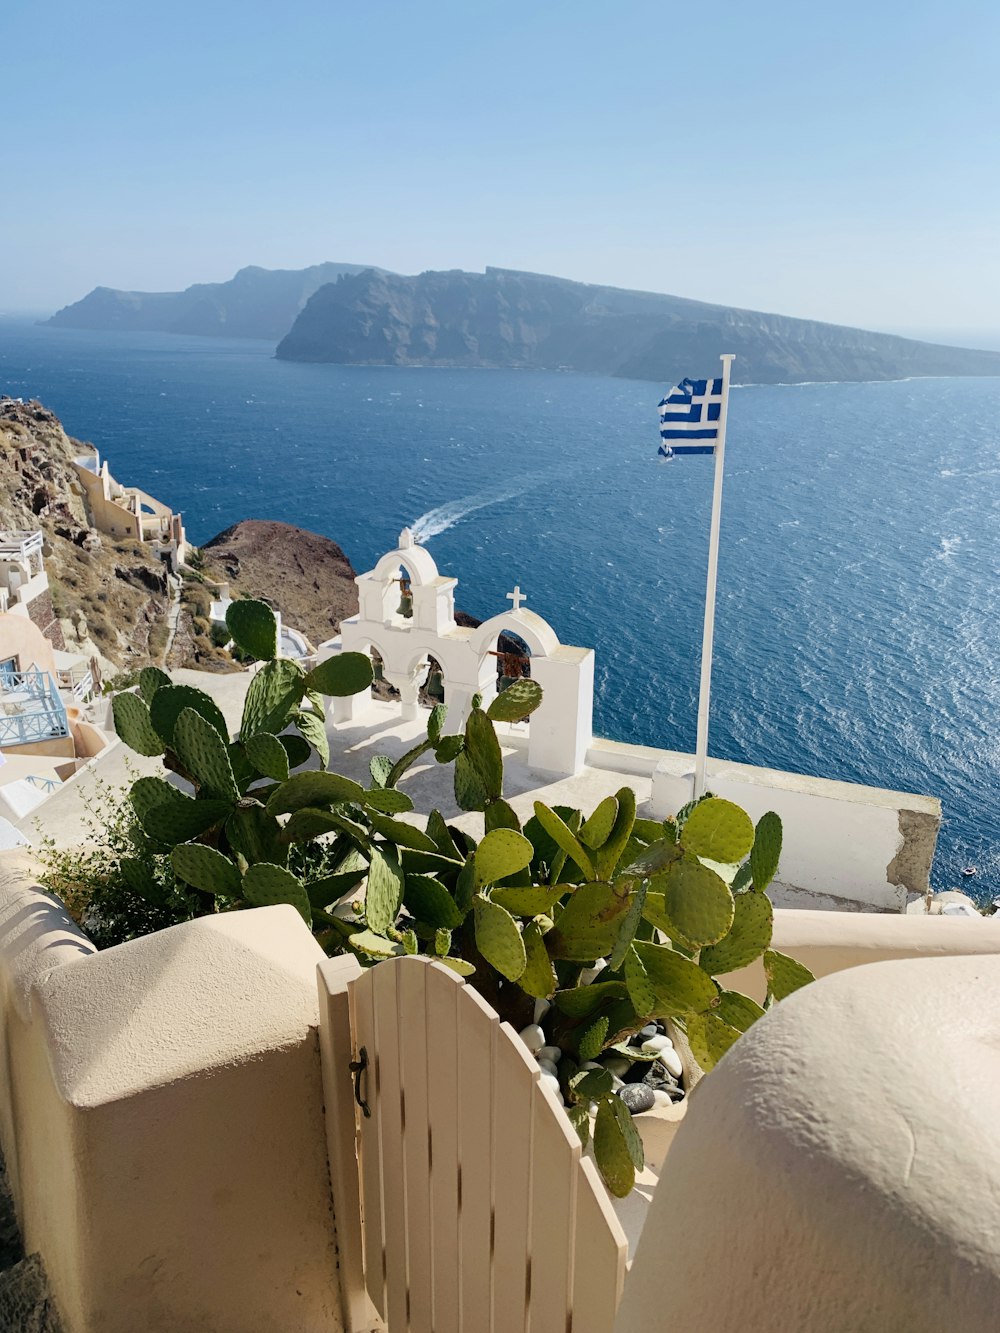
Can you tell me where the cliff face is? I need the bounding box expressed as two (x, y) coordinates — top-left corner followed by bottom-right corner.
(200, 520), (358, 647)
(46, 263), (387, 342)
(276, 266), (1000, 385)
(0, 398), (174, 665)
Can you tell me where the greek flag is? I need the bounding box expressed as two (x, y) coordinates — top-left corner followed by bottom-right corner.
(658, 376), (724, 457)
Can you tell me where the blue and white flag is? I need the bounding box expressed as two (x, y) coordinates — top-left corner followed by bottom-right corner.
(658, 376), (724, 457)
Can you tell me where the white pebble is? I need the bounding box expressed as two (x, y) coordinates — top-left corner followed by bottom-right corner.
(601, 1056), (630, 1078)
(659, 1046), (684, 1079)
(538, 1059), (559, 1078)
(533, 998), (551, 1024)
(587, 1101), (600, 1118)
(540, 1071), (561, 1092)
(641, 1035), (671, 1056)
(610, 1075), (625, 1090)
(581, 1061), (603, 1072)
(640, 1023), (658, 1038)
(539, 1045), (562, 1065)
(652, 1089), (672, 1108)
(519, 1024), (546, 1054)
(579, 959), (608, 985)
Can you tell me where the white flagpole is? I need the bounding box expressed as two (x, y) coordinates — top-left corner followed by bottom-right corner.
(692, 352), (735, 798)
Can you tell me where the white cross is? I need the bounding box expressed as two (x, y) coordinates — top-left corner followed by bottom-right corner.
(506, 585), (527, 612)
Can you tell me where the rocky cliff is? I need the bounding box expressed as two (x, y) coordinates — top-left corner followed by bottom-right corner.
(0, 398), (175, 665)
(276, 266), (1000, 385)
(46, 263), (387, 342)
(200, 520), (358, 648)
(0, 401), (361, 672)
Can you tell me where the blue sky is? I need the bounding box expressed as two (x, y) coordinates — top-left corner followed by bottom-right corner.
(5, 0), (998, 337)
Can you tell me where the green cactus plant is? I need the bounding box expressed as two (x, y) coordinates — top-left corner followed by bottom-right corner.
(105, 601), (814, 1199)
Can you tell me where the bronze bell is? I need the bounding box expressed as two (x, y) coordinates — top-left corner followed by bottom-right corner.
(426, 668), (445, 701)
(498, 675), (516, 694)
(372, 657), (384, 682)
(397, 579), (413, 619)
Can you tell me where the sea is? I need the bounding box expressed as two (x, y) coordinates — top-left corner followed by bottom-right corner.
(1, 319), (998, 901)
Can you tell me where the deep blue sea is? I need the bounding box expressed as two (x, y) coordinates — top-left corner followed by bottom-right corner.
(1, 320), (998, 900)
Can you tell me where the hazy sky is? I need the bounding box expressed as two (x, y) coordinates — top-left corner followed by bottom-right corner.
(5, 0), (998, 336)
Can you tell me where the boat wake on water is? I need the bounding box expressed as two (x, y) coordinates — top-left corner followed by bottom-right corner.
(410, 473), (551, 541)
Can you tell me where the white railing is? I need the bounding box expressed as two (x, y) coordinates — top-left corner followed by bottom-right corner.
(0, 530), (43, 562)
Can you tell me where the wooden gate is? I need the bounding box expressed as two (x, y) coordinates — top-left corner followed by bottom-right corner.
(319, 954), (627, 1333)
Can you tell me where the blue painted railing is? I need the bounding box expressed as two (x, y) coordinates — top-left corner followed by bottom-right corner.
(0, 670), (70, 748)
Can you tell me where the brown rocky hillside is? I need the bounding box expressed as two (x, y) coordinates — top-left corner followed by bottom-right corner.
(200, 520), (358, 646)
(0, 397), (174, 666)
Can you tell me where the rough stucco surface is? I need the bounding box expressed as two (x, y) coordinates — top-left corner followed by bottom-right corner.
(0, 868), (346, 1333)
(886, 806), (941, 892)
(617, 955), (1000, 1332)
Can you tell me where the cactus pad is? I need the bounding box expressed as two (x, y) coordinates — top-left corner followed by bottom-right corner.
(473, 895), (526, 981)
(171, 843), (242, 897)
(136, 666), (171, 705)
(364, 846), (404, 935)
(226, 598), (278, 661)
(681, 797), (756, 864)
(519, 920), (557, 998)
(265, 770), (367, 816)
(244, 732), (290, 782)
(240, 660), (305, 739)
(594, 1098), (639, 1198)
(532, 802), (596, 880)
(362, 788), (414, 815)
(578, 1015), (610, 1061)
(474, 828), (534, 886)
(113, 691), (165, 757)
(150, 684), (229, 746)
(349, 930), (406, 959)
(548, 882), (627, 960)
(685, 1011), (741, 1072)
(554, 981), (628, 1018)
(242, 862), (311, 924)
(484, 799), (521, 833)
(142, 794), (232, 843)
(427, 703), (447, 744)
(750, 810), (782, 892)
(490, 884), (562, 916)
(594, 787), (638, 880)
(631, 940), (719, 1015)
(305, 652), (374, 697)
(659, 859), (734, 948)
(226, 804), (285, 867)
(275, 732), (310, 770)
(368, 755), (394, 789)
(172, 708), (239, 804)
(293, 709), (330, 770)
(403, 875), (464, 929)
(485, 678), (543, 722)
(453, 750), (488, 812)
(580, 796), (618, 849)
(715, 990), (766, 1033)
(366, 811), (438, 852)
(465, 708), (503, 801)
(699, 888), (773, 975)
(763, 948), (815, 1001)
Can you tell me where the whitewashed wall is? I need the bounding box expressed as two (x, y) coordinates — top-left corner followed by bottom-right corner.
(0, 853), (346, 1333)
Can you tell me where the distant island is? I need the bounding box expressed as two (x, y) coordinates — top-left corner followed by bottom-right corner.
(46, 262), (387, 342)
(47, 261), (1000, 385)
(277, 267), (1000, 385)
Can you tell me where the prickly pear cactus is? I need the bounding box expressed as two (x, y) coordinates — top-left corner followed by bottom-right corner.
(226, 597), (279, 661)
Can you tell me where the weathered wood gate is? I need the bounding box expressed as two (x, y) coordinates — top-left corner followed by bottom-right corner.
(319, 954), (628, 1333)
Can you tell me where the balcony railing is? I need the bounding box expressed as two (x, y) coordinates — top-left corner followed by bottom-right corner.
(0, 670), (70, 748)
(0, 530), (43, 562)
